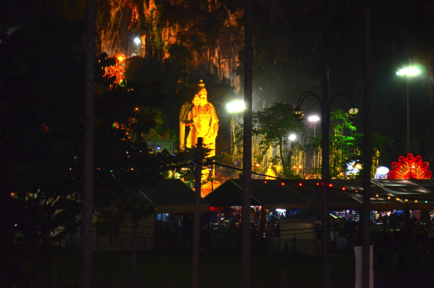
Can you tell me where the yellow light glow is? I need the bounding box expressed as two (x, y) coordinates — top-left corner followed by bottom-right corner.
(405, 199), (408, 202)
(387, 196), (391, 200)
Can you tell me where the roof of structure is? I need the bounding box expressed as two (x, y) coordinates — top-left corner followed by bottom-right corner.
(205, 179), (434, 210)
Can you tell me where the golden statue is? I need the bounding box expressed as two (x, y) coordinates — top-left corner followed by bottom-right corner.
(179, 80), (219, 157)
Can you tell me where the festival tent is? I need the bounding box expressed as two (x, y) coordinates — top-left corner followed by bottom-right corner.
(206, 179), (434, 211)
(138, 179), (210, 213)
(80, 179), (209, 252)
(286, 195), (342, 222)
(205, 179), (359, 210)
(319, 179), (434, 210)
(204, 179), (262, 207)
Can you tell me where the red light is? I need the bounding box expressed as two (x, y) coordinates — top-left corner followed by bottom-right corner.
(316, 183), (319, 186)
(389, 153), (432, 179)
(355, 190), (358, 193)
(298, 183), (303, 187)
(264, 180), (267, 183)
(342, 187), (346, 191)
(281, 182), (285, 186)
(329, 183), (333, 187)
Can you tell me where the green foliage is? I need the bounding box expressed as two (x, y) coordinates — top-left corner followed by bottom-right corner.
(308, 110), (394, 178)
(0, 13), (178, 286)
(253, 103), (305, 176)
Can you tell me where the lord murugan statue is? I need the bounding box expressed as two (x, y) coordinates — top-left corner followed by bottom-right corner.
(179, 80), (219, 157)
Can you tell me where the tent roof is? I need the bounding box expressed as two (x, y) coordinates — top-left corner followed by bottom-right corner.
(205, 179), (309, 209)
(290, 180), (361, 210)
(286, 195), (323, 220)
(283, 179), (434, 210)
(204, 180), (262, 207)
(139, 179), (209, 213)
(206, 179), (434, 210)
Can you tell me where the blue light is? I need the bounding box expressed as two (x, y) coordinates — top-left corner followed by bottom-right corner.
(157, 146), (161, 150)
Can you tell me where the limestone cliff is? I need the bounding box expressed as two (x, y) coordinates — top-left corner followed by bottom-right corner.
(96, 0), (243, 89)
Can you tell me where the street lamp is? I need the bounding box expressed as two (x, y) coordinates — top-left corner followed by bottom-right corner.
(293, 91), (358, 286)
(396, 65), (422, 152)
(308, 115), (320, 171)
(308, 115), (320, 137)
(226, 100), (246, 113)
(134, 37), (141, 54)
(227, 100), (246, 170)
(287, 133), (299, 175)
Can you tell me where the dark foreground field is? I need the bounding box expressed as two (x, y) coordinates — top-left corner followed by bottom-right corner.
(24, 246), (434, 288)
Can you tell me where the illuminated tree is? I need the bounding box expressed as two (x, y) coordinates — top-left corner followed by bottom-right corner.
(253, 103), (305, 177)
(388, 153), (432, 179)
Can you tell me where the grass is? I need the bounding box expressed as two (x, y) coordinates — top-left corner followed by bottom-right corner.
(37, 247), (357, 288)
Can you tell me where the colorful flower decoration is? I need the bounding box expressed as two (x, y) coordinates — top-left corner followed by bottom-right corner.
(388, 153), (432, 179)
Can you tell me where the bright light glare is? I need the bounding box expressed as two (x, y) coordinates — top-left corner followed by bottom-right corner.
(396, 66), (421, 76)
(288, 134), (296, 141)
(226, 100), (246, 113)
(308, 115), (320, 122)
(134, 37), (141, 44)
(377, 166), (389, 174)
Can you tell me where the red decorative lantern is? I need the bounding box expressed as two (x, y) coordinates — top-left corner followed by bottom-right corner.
(388, 153), (432, 179)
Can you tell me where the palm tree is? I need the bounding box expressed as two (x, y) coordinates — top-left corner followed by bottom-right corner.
(82, 0), (96, 287)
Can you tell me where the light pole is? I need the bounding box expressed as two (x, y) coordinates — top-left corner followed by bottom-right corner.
(293, 91), (358, 287)
(226, 100), (246, 172)
(134, 37), (141, 55)
(308, 115), (320, 172)
(396, 65), (421, 152)
(287, 134), (297, 175)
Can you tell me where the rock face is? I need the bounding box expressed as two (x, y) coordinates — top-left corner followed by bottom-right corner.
(97, 0), (138, 57)
(96, 0), (243, 89)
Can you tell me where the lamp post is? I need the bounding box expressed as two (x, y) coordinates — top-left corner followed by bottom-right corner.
(226, 100), (246, 172)
(396, 66), (421, 152)
(293, 91), (358, 287)
(287, 134), (297, 175)
(308, 115), (320, 172)
(134, 37), (141, 55)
